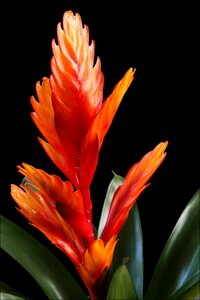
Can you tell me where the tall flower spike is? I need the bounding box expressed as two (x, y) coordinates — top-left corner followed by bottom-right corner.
(31, 10), (135, 222)
(100, 141), (168, 242)
(9, 8), (167, 300)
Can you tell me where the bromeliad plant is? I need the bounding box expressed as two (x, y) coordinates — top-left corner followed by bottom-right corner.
(1, 9), (199, 300)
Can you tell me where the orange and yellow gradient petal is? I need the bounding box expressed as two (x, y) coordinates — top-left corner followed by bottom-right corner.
(77, 236), (118, 300)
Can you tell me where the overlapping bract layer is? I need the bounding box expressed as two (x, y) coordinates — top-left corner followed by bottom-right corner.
(31, 10), (135, 222)
(10, 163), (89, 263)
(77, 236), (118, 298)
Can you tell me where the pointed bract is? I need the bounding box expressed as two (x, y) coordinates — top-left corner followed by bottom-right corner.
(77, 236), (118, 300)
(100, 141), (168, 242)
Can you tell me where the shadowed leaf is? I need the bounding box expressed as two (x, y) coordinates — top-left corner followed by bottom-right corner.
(145, 189), (200, 299)
(0, 215), (87, 300)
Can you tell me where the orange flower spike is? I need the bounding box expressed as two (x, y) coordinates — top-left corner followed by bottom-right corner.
(77, 236), (118, 300)
(100, 141), (168, 242)
(31, 10), (135, 222)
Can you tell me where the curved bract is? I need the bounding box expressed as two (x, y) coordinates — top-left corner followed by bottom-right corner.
(100, 142), (168, 242)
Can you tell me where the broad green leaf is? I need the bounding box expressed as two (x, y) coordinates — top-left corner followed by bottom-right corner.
(171, 272), (200, 299)
(97, 171), (124, 237)
(99, 172), (143, 298)
(144, 189), (200, 299)
(106, 264), (138, 299)
(176, 281), (200, 299)
(0, 215), (87, 300)
(0, 282), (28, 300)
(109, 203), (143, 299)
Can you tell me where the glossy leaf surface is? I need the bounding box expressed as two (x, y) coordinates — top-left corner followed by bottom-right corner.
(0, 215), (87, 300)
(106, 264), (138, 299)
(175, 281), (200, 299)
(97, 172), (124, 237)
(145, 189), (200, 299)
(99, 172), (143, 298)
(0, 282), (28, 300)
(171, 272), (200, 299)
(109, 202), (143, 299)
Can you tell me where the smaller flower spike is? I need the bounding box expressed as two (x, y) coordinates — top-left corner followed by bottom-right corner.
(77, 236), (118, 300)
(100, 141), (168, 243)
(10, 163), (95, 262)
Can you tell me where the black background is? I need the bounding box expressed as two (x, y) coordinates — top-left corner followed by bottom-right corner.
(1, 1), (199, 299)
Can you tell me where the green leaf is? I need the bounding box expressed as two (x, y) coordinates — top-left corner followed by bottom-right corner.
(99, 172), (143, 298)
(97, 171), (124, 238)
(93, 224), (98, 239)
(0, 282), (29, 300)
(110, 203), (143, 299)
(144, 189), (200, 299)
(106, 264), (138, 299)
(21, 177), (37, 192)
(175, 281), (200, 300)
(171, 272), (200, 299)
(0, 215), (88, 300)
